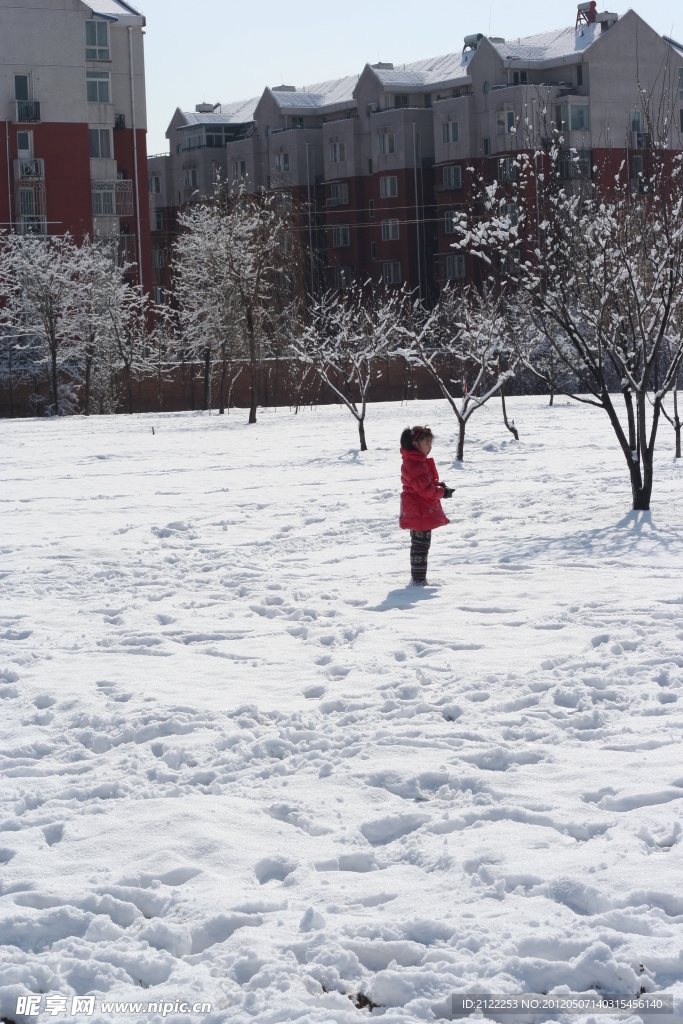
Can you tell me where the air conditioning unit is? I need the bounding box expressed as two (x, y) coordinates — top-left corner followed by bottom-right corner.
(115, 114), (126, 130)
(366, 103), (378, 117)
(325, 197), (339, 207)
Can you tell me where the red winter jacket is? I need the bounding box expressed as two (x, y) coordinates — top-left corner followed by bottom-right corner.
(399, 449), (450, 531)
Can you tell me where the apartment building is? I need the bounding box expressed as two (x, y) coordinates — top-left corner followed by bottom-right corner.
(1, 0), (151, 288)
(149, 5), (683, 301)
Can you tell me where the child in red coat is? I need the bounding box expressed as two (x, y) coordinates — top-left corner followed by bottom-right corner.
(399, 426), (453, 586)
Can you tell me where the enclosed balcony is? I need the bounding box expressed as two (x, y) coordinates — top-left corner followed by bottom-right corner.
(16, 101), (41, 123)
(16, 182), (47, 235)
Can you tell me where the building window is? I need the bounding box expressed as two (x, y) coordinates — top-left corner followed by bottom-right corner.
(511, 70), (527, 86)
(329, 182), (348, 205)
(330, 141), (346, 163)
(275, 151), (289, 172)
(368, 199), (375, 218)
(279, 231), (293, 254)
(232, 159), (247, 180)
(394, 94), (408, 109)
(368, 158), (373, 175)
(17, 131), (32, 156)
(498, 157), (517, 182)
(497, 112), (505, 135)
(507, 111), (515, 133)
(381, 218), (399, 241)
(571, 104), (589, 130)
(89, 127), (111, 159)
(380, 175), (398, 198)
(379, 132), (395, 155)
(149, 174), (161, 194)
(483, 137), (490, 156)
(92, 184), (114, 216)
(442, 121), (459, 144)
(154, 210), (163, 232)
(443, 165), (462, 190)
(446, 253), (465, 280)
(444, 210), (457, 234)
(500, 202), (518, 226)
(630, 110), (641, 132)
(86, 71), (110, 103)
(576, 65), (583, 87)
(184, 167), (198, 188)
(276, 191), (293, 213)
(332, 225), (350, 247)
(15, 75), (30, 101)
(151, 247), (165, 269)
(291, 116), (304, 128)
(86, 20), (110, 61)
(383, 260), (401, 284)
(371, 241), (377, 259)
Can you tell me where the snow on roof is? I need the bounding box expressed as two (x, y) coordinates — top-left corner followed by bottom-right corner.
(370, 22), (603, 91)
(268, 75), (359, 112)
(180, 97), (260, 127)
(82, 0), (144, 23)
(371, 51), (473, 89)
(489, 22), (600, 63)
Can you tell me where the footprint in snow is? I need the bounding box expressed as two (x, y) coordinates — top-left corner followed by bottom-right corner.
(42, 823), (64, 847)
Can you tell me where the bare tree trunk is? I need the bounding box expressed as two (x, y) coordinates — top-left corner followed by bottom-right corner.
(202, 347), (211, 411)
(358, 417), (367, 452)
(501, 388), (519, 440)
(157, 356), (163, 412)
(219, 346), (227, 415)
(50, 337), (59, 415)
(125, 363), (133, 414)
(549, 352), (554, 406)
(456, 418), (466, 462)
(190, 362), (195, 411)
(247, 322), (258, 424)
(8, 347), (14, 418)
(84, 354), (91, 416)
(674, 389), (681, 459)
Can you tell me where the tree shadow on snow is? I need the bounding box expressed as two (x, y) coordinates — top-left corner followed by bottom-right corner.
(370, 587), (439, 612)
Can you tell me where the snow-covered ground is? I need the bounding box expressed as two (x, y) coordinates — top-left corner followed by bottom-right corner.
(1, 397), (683, 1024)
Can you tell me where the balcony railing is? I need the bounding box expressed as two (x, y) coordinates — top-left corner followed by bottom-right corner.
(14, 157), (45, 180)
(91, 180), (134, 218)
(16, 101), (41, 122)
(16, 181), (47, 235)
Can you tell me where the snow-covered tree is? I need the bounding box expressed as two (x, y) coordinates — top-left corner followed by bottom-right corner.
(399, 283), (518, 460)
(69, 237), (117, 416)
(293, 283), (400, 450)
(174, 186), (299, 423)
(454, 90), (683, 509)
(0, 233), (83, 415)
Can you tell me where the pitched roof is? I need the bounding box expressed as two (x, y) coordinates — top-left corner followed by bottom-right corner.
(180, 98), (260, 127)
(268, 75), (359, 112)
(82, 0), (144, 24)
(370, 50), (473, 90)
(489, 22), (600, 64)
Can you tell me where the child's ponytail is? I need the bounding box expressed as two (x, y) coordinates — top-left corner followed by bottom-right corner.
(400, 427), (414, 451)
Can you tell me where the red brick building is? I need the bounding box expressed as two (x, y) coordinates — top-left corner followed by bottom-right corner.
(1, 0), (151, 289)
